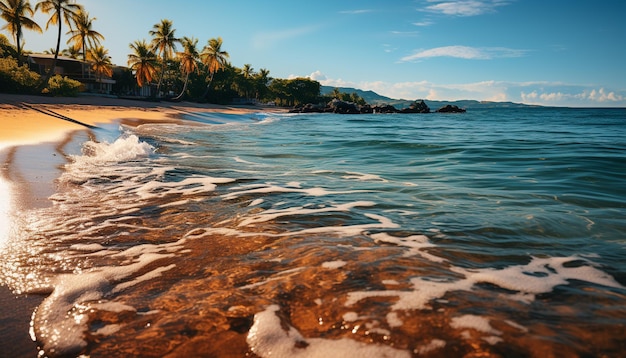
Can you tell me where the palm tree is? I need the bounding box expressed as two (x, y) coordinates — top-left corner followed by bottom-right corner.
(127, 39), (158, 88)
(200, 36), (229, 98)
(88, 45), (111, 92)
(60, 45), (79, 58)
(66, 9), (103, 78)
(0, 0), (42, 63)
(35, 0), (82, 84)
(149, 19), (178, 96)
(239, 63), (255, 99)
(254, 68), (270, 100)
(173, 36), (199, 100)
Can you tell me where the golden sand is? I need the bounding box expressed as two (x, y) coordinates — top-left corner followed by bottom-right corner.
(0, 93), (283, 151)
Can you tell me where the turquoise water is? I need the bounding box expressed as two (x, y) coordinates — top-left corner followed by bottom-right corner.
(2, 107), (625, 357)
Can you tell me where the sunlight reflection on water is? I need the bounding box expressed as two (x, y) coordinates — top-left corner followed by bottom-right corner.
(0, 174), (12, 250)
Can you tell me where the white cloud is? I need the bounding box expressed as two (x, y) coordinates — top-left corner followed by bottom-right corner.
(308, 70), (327, 81)
(400, 45), (527, 62)
(521, 87), (624, 106)
(424, 0), (509, 17)
(304, 73), (625, 107)
(413, 20), (434, 27)
(339, 9), (373, 15)
(587, 88), (624, 102)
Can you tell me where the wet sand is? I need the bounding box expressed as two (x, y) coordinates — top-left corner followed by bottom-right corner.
(0, 93), (285, 356)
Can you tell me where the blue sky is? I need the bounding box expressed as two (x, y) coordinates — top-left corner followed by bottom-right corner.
(16, 0), (626, 107)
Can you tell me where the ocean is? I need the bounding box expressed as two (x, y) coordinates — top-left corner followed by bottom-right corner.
(1, 107), (625, 357)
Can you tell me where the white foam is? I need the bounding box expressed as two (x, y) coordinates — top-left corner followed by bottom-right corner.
(222, 182), (367, 201)
(344, 246), (624, 322)
(32, 239), (186, 356)
(69, 134), (154, 168)
(113, 264), (176, 293)
(450, 315), (502, 335)
(322, 260), (347, 269)
(386, 311), (403, 328)
(382, 279), (400, 285)
(249, 199), (265, 207)
(342, 312), (359, 322)
(247, 305), (411, 358)
(341, 172), (388, 182)
(456, 256), (624, 300)
(94, 324), (122, 336)
(370, 232), (445, 263)
(69, 243), (106, 252)
(504, 319), (528, 333)
(415, 339), (446, 355)
(134, 176), (234, 200)
(237, 201), (375, 227)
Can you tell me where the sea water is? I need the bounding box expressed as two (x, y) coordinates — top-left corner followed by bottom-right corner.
(1, 107), (625, 357)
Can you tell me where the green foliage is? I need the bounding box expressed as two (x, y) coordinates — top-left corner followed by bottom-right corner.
(0, 34), (18, 58)
(0, 56), (40, 93)
(268, 77), (320, 106)
(45, 74), (82, 96)
(325, 87), (367, 105)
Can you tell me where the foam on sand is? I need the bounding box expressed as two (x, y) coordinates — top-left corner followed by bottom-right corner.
(247, 305), (411, 358)
(32, 239), (185, 356)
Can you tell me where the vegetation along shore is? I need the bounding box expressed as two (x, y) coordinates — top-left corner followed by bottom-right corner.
(0, 0), (473, 114)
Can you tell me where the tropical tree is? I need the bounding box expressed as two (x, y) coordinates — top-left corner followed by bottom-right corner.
(35, 0), (82, 84)
(173, 36), (199, 100)
(0, 0), (42, 63)
(238, 63), (254, 99)
(254, 68), (270, 101)
(149, 18), (178, 96)
(66, 9), (103, 65)
(88, 45), (111, 92)
(0, 33), (18, 57)
(127, 39), (157, 88)
(60, 45), (79, 58)
(200, 36), (228, 98)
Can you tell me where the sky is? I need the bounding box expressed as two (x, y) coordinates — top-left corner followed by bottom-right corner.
(13, 0), (626, 107)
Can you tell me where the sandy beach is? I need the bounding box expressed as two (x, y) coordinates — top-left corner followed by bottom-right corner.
(0, 93), (284, 356)
(0, 93), (282, 150)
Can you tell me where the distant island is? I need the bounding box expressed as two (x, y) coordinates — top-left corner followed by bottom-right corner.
(320, 86), (540, 110)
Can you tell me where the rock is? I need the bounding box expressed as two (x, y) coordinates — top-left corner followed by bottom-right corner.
(436, 104), (466, 113)
(359, 104), (374, 114)
(371, 104), (399, 113)
(327, 99), (360, 114)
(289, 103), (325, 113)
(399, 100), (430, 113)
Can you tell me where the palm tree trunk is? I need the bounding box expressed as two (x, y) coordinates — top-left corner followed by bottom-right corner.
(38, 20), (62, 91)
(173, 73), (189, 101)
(16, 30), (23, 65)
(81, 42), (86, 80)
(156, 56), (166, 97)
(202, 72), (215, 98)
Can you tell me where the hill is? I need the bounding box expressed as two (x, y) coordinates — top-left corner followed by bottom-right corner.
(320, 85), (537, 109)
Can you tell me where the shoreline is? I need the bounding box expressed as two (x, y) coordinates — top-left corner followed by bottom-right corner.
(0, 93), (286, 355)
(0, 93), (285, 151)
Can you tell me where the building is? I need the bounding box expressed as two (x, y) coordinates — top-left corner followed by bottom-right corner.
(27, 53), (116, 94)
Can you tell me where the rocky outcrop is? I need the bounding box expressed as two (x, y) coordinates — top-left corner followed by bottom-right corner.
(399, 100), (430, 113)
(371, 104), (400, 114)
(328, 98), (360, 114)
(289, 99), (464, 114)
(289, 103), (325, 113)
(436, 104), (466, 113)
